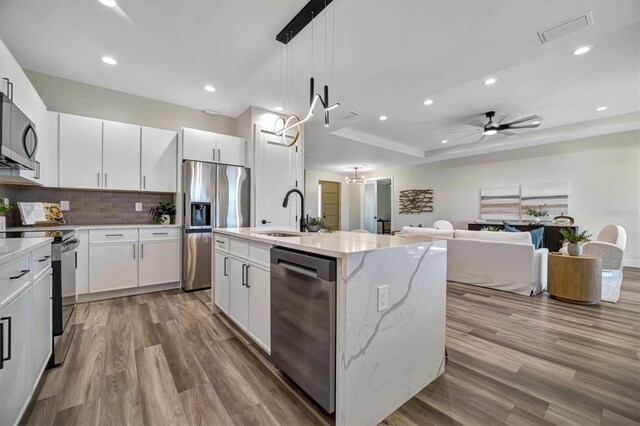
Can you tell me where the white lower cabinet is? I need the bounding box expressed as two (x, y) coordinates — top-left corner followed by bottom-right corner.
(214, 251), (229, 314)
(139, 240), (180, 286)
(214, 234), (271, 352)
(30, 272), (52, 391)
(228, 257), (249, 329)
(0, 288), (30, 426)
(90, 243), (138, 292)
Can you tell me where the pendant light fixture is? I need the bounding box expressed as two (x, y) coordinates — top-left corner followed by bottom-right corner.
(345, 167), (366, 184)
(273, 0), (340, 146)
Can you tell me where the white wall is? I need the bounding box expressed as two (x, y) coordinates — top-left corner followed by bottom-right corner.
(366, 131), (640, 267)
(25, 70), (237, 134)
(305, 170), (353, 231)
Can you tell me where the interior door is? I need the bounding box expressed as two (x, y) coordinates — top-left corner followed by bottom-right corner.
(102, 120), (141, 190)
(255, 129), (300, 228)
(320, 180), (340, 230)
(363, 182), (378, 233)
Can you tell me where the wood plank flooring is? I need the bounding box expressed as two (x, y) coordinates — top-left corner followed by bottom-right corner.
(26, 269), (640, 426)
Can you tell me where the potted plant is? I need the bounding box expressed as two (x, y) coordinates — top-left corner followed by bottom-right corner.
(525, 204), (549, 224)
(149, 202), (176, 225)
(307, 217), (335, 233)
(560, 228), (592, 256)
(0, 200), (11, 231)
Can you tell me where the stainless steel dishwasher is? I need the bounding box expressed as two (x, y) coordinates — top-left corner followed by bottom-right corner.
(270, 247), (337, 414)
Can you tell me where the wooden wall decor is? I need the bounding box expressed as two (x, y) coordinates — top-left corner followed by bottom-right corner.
(399, 189), (434, 214)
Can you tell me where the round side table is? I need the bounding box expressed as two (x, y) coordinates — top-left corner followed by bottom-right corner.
(547, 253), (602, 305)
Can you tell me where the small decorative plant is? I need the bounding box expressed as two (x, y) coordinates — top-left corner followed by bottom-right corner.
(481, 226), (502, 232)
(560, 228), (591, 256)
(525, 204), (549, 218)
(0, 200), (12, 214)
(307, 217), (335, 233)
(149, 202), (176, 225)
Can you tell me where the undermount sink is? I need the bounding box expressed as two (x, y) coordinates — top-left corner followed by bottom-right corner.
(254, 231), (301, 238)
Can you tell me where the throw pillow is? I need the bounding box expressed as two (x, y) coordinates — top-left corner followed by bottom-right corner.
(504, 224), (543, 249)
(504, 225), (520, 233)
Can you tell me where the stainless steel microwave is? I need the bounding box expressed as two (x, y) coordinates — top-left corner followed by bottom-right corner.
(0, 92), (38, 170)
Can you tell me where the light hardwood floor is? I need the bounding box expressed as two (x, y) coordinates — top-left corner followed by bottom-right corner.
(26, 269), (640, 426)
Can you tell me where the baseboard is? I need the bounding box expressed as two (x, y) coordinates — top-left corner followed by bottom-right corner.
(77, 282), (180, 303)
(623, 258), (640, 268)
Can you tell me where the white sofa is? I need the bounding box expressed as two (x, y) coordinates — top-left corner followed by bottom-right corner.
(401, 227), (548, 296)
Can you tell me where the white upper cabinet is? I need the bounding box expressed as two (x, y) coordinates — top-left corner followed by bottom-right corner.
(182, 128), (245, 166)
(102, 120), (140, 191)
(59, 114), (103, 189)
(216, 133), (245, 166)
(183, 128), (217, 162)
(141, 127), (177, 192)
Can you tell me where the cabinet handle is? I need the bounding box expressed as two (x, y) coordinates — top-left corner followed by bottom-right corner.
(105, 173), (108, 188)
(224, 257), (228, 276)
(215, 239), (225, 244)
(141, 243), (144, 258)
(218, 149), (221, 162)
(143, 175), (146, 189)
(133, 244), (136, 259)
(153, 232), (169, 236)
(241, 264), (246, 286)
(38, 255), (51, 262)
(213, 149), (216, 161)
(97, 172), (100, 187)
(9, 270), (29, 280)
(1, 317), (11, 366)
(105, 234), (124, 237)
(245, 265), (250, 288)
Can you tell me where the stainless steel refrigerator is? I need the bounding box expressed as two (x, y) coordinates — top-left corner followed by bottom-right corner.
(182, 160), (250, 291)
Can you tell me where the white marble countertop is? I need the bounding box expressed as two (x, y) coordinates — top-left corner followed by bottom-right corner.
(214, 227), (443, 257)
(7, 224), (182, 232)
(0, 237), (52, 265)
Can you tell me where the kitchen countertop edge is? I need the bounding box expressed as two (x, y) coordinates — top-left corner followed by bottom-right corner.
(7, 224), (183, 232)
(0, 237), (53, 266)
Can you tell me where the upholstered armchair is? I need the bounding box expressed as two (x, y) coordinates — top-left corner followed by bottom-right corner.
(582, 225), (627, 271)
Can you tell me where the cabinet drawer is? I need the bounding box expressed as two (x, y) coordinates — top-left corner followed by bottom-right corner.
(31, 244), (52, 279)
(139, 228), (180, 241)
(0, 254), (31, 308)
(229, 237), (249, 258)
(249, 241), (272, 267)
(213, 234), (229, 252)
(90, 229), (138, 243)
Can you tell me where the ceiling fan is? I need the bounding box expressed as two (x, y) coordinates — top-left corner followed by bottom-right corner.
(447, 111), (543, 142)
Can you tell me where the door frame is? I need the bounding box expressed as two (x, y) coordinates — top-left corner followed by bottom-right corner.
(360, 176), (394, 233)
(318, 180), (341, 230)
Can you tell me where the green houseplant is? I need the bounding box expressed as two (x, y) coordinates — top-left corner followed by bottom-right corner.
(0, 200), (11, 231)
(560, 228), (591, 256)
(524, 204), (549, 224)
(149, 202), (176, 225)
(307, 217), (335, 233)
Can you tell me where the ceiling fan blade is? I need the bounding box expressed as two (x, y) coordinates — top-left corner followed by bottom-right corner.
(477, 134), (488, 142)
(504, 123), (541, 129)
(501, 115), (540, 126)
(498, 129), (518, 136)
(454, 131), (481, 141)
(445, 129), (480, 134)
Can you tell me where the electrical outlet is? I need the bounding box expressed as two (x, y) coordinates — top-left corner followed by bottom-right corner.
(377, 285), (389, 311)
(60, 200), (70, 211)
(135, 202), (142, 212)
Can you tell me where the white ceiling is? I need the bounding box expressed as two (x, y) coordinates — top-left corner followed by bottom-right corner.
(1, 0), (639, 173)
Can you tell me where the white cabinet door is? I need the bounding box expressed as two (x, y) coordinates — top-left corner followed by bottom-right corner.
(59, 114), (103, 189)
(89, 243), (138, 292)
(248, 264), (270, 352)
(228, 257), (248, 330)
(0, 289), (31, 426)
(103, 120), (140, 191)
(182, 128), (216, 162)
(30, 272), (52, 391)
(214, 251), (229, 314)
(139, 241), (180, 286)
(141, 127), (177, 192)
(216, 134), (245, 166)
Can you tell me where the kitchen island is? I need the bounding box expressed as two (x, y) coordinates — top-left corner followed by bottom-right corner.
(213, 228), (447, 426)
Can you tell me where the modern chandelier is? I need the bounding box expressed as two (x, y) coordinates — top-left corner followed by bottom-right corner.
(273, 0), (340, 146)
(345, 167), (366, 184)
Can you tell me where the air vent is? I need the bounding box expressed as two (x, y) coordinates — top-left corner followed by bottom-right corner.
(202, 109), (220, 116)
(538, 12), (593, 44)
(338, 111), (360, 120)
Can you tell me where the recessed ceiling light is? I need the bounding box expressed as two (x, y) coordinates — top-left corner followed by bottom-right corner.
(595, 106), (608, 112)
(274, 106), (284, 112)
(204, 85), (216, 92)
(379, 115), (388, 121)
(482, 129), (498, 136)
(483, 78), (497, 86)
(98, 0), (117, 7)
(423, 99), (434, 106)
(101, 56), (117, 65)
(441, 140), (448, 144)
(572, 46), (591, 56)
